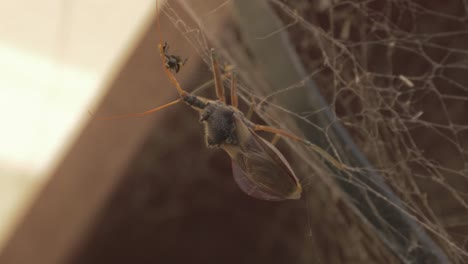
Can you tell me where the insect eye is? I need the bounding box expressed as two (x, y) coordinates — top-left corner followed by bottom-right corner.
(200, 109), (211, 122)
(206, 138), (217, 146)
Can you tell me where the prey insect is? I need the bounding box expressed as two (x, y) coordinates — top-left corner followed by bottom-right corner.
(162, 41), (187, 73)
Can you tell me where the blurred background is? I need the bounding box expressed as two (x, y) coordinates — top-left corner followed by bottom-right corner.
(0, 0), (157, 254)
(0, 0), (467, 263)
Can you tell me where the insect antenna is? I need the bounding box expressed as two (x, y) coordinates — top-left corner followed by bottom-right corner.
(95, 99), (182, 121)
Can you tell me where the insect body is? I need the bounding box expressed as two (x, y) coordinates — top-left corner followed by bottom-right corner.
(100, 3), (350, 200)
(162, 42), (187, 73)
(188, 97), (302, 200)
(103, 6), (306, 200)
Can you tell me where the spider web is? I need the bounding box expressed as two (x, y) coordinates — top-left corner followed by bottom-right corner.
(163, 0), (468, 262)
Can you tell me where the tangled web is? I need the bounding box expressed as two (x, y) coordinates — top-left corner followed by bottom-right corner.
(164, 0), (468, 262)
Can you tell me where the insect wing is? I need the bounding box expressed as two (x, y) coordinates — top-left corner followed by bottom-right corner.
(231, 160), (285, 201)
(230, 125), (302, 201)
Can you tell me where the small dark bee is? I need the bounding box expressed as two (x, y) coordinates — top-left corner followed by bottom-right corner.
(162, 42), (187, 73)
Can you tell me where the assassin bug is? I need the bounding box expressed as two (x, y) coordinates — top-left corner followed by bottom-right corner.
(100, 48), (303, 200)
(155, 46), (303, 201)
(100, 3), (348, 200)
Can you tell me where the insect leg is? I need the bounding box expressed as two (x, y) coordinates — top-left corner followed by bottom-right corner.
(245, 95), (256, 120)
(253, 125), (349, 171)
(211, 49), (226, 103)
(230, 72), (238, 108)
(245, 96), (279, 145)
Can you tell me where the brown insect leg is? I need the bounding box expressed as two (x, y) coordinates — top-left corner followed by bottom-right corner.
(253, 125), (348, 171)
(211, 49), (226, 103)
(230, 72), (238, 108)
(245, 95), (256, 120)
